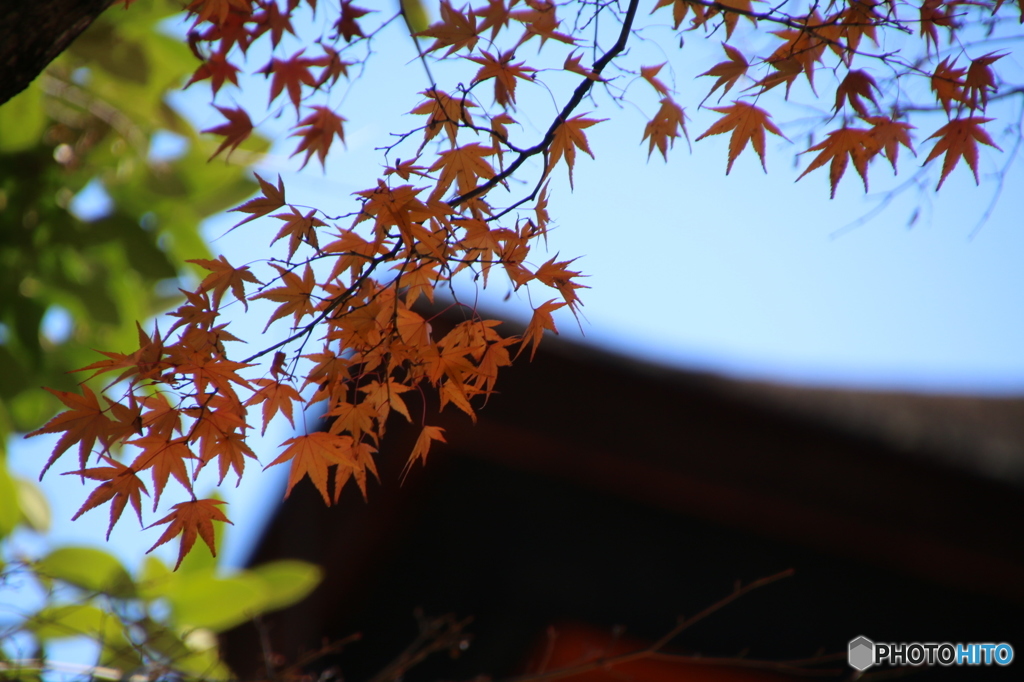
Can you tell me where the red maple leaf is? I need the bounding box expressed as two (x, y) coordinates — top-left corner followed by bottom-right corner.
(185, 51), (241, 95)
(189, 255), (262, 310)
(28, 386), (113, 476)
(335, 1), (371, 42)
(291, 106), (346, 170)
(147, 498), (233, 570)
(66, 457), (149, 539)
(266, 432), (354, 504)
(797, 127), (881, 197)
(696, 102), (788, 173)
(259, 50), (320, 111)
(231, 173), (286, 228)
(924, 117), (1001, 189)
(203, 106), (253, 160)
(250, 263), (318, 329)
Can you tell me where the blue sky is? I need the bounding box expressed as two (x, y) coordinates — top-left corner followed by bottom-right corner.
(6, 0), (1024, 644)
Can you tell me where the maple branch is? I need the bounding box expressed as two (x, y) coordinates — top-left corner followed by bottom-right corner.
(451, 0), (642, 208)
(367, 611), (472, 682)
(239, 240), (404, 365)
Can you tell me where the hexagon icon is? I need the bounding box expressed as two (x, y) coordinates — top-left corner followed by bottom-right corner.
(849, 636), (875, 671)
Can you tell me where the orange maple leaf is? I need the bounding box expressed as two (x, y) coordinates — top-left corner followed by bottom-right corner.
(548, 115), (604, 188)
(765, 22), (827, 93)
(258, 50), (320, 111)
(511, 0), (575, 48)
(863, 116), (916, 172)
(699, 43), (748, 101)
(651, 0), (705, 30)
(28, 386), (113, 477)
(174, 353), (254, 402)
(333, 440), (379, 502)
(203, 106), (252, 160)
(410, 89), (477, 146)
(66, 456), (149, 539)
(475, 0), (514, 40)
(834, 70), (880, 117)
(429, 143), (497, 198)
(418, 1), (480, 56)
(245, 377), (305, 434)
(563, 51), (603, 81)
(326, 400), (376, 441)
(231, 173), (286, 228)
(395, 306), (432, 346)
(270, 207), (326, 259)
(640, 63), (670, 96)
(924, 117), (1001, 190)
(696, 101), (787, 173)
(189, 255), (262, 310)
(534, 255), (588, 310)
(194, 431), (256, 484)
(147, 498), (233, 570)
(832, 1), (881, 58)
(266, 432), (354, 504)
(402, 425), (446, 481)
(642, 98), (688, 161)
(359, 379), (414, 423)
(292, 106), (346, 170)
(797, 127), (880, 197)
(517, 299), (566, 360)
(127, 435), (196, 509)
(697, 0), (754, 40)
(251, 264), (318, 329)
(385, 157), (431, 181)
(469, 50), (537, 109)
(423, 344), (476, 386)
(168, 290), (219, 336)
(396, 261), (440, 306)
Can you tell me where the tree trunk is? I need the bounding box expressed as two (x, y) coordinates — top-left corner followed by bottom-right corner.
(0, 0), (114, 106)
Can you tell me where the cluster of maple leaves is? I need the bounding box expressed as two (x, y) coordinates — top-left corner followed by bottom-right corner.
(31, 0), (1020, 567)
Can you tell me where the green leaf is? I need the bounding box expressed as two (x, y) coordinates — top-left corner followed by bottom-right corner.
(0, 460), (20, 539)
(30, 603), (128, 643)
(36, 546), (135, 598)
(137, 554), (177, 600)
(250, 560), (323, 612)
(0, 86), (46, 152)
(14, 476), (50, 532)
(164, 572), (269, 632)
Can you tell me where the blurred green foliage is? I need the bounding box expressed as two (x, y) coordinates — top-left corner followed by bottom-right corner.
(0, 4), (317, 679)
(0, 0), (266, 452)
(0, 544), (322, 680)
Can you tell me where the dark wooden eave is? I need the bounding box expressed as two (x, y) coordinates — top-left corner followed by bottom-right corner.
(224, 317), (1024, 680)
(0, 0), (114, 105)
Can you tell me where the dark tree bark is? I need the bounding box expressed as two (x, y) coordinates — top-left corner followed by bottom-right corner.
(0, 0), (114, 106)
